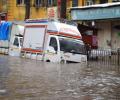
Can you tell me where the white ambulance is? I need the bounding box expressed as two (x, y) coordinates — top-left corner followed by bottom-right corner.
(8, 21), (24, 57)
(21, 19), (87, 63)
(0, 21), (24, 56)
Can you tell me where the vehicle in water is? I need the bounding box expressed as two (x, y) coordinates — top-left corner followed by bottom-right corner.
(0, 21), (24, 56)
(21, 19), (87, 63)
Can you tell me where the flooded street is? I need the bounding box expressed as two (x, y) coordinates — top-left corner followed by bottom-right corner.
(0, 55), (120, 100)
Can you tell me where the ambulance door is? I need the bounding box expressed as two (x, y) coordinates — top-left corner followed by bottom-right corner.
(9, 36), (22, 57)
(44, 36), (61, 63)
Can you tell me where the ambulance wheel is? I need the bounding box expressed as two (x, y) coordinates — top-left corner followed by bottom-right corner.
(60, 60), (65, 64)
(46, 60), (50, 62)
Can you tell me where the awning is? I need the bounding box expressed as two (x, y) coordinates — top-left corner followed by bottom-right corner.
(71, 2), (120, 21)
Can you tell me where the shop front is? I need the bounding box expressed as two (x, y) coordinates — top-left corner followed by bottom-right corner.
(71, 2), (120, 49)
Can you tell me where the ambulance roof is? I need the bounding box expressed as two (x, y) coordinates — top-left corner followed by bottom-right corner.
(25, 19), (81, 39)
(25, 19), (77, 26)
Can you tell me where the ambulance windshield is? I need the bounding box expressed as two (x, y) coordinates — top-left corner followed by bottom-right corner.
(59, 37), (86, 55)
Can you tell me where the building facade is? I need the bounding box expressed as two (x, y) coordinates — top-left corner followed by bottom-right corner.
(0, 0), (7, 21)
(0, 0), (59, 21)
(71, 0), (120, 49)
(0, 0), (85, 21)
(1, 0), (120, 49)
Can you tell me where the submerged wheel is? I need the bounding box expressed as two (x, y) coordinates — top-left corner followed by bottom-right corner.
(46, 60), (50, 62)
(60, 60), (65, 64)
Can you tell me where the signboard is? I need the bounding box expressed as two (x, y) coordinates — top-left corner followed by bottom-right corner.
(47, 7), (58, 19)
(71, 6), (120, 20)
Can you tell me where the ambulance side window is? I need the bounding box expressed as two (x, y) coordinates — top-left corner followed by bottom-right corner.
(13, 37), (19, 47)
(49, 37), (58, 51)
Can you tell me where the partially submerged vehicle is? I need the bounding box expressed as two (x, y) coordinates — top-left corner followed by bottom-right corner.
(21, 19), (87, 63)
(0, 21), (24, 56)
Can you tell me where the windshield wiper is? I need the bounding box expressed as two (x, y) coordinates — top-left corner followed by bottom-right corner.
(70, 50), (86, 54)
(69, 50), (79, 54)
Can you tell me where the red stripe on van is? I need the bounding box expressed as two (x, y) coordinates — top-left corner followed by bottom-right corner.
(48, 32), (81, 39)
(26, 25), (46, 28)
(21, 48), (43, 53)
(59, 32), (81, 39)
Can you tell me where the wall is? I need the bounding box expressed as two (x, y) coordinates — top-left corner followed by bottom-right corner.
(0, 1), (2, 12)
(108, 0), (113, 2)
(7, 0), (86, 21)
(111, 21), (120, 49)
(96, 20), (120, 49)
(7, 0), (49, 21)
(7, 0), (16, 21)
(66, 0), (84, 20)
(96, 21), (111, 49)
(0, 0), (7, 12)
(95, 0), (112, 4)
(78, 0), (84, 6)
(30, 7), (47, 19)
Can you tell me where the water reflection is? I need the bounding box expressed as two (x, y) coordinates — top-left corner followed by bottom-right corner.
(0, 55), (120, 100)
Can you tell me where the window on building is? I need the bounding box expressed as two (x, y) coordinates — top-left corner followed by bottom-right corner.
(16, 0), (25, 5)
(34, 0), (49, 7)
(72, 0), (78, 7)
(35, 0), (42, 7)
(48, 0), (53, 6)
(53, 0), (57, 6)
(47, 0), (57, 6)
(100, 0), (108, 4)
(112, 0), (120, 2)
(85, 0), (94, 6)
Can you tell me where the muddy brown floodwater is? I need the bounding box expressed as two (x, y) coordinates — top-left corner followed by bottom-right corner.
(0, 55), (120, 100)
